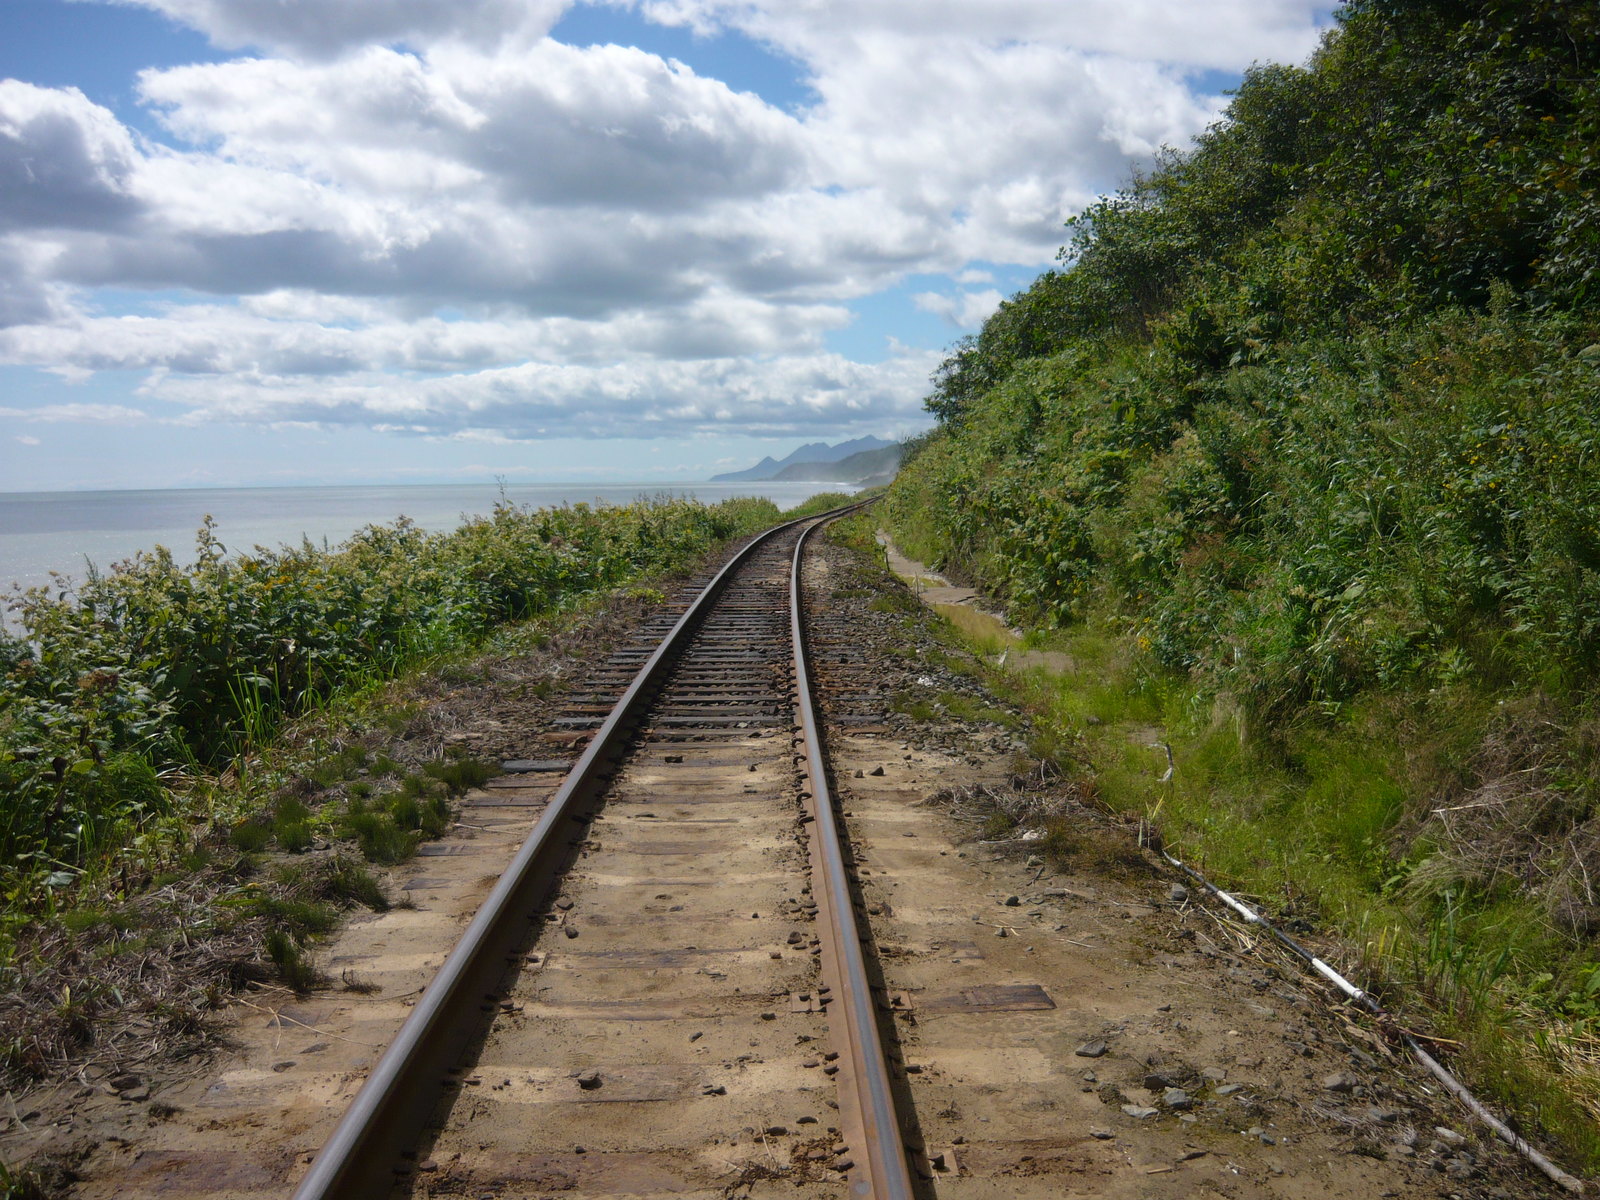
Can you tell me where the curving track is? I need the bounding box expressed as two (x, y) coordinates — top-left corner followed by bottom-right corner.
(293, 505), (915, 1199)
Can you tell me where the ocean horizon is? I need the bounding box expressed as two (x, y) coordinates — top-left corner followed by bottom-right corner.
(0, 480), (853, 598)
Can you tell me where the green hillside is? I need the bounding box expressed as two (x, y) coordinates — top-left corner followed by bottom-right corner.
(888, 0), (1600, 1168)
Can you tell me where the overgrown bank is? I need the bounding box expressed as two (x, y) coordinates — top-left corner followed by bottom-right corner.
(0, 495), (800, 1096)
(887, 0), (1600, 1173)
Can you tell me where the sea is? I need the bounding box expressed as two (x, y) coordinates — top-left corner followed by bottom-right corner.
(0, 481), (852, 599)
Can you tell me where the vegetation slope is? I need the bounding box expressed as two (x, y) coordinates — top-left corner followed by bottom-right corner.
(888, 0), (1600, 1168)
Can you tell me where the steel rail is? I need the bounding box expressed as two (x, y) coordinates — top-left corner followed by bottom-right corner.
(291, 509), (830, 1200)
(791, 504), (915, 1200)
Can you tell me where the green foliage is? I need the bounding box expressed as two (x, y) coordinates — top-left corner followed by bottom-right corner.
(0, 495), (776, 904)
(325, 856), (390, 912)
(781, 492), (856, 519)
(264, 928), (320, 993)
(893, 0), (1600, 1165)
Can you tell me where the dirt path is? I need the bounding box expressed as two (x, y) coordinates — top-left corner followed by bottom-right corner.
(858, 532), (1560, 1200)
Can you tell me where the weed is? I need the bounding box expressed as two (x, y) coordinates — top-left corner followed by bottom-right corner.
(981, 812), (1016, 840)
(326, 857), (390, 912)
(891, 692), (938, 722)
(424, 756), (497, 795)
(275, 821), (312, 853)
(341, 796), (422, 866)
(869, 591), (921, 616)
(264, 929), (319, 993)
(229, 820), (272, 854)
(271, 797), (315, 853)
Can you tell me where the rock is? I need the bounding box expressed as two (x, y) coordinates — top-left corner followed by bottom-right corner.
(1074, 1040), (1108, 1058)
(1002, 895), (1021, 907)
(576, 1070), (602, 1090)
(1142, 1072), (1173, 1090)
(109, 1073), (142, 1092)
(702, 1084), (727, 1095)
(1216, 1083), (1244, 1096)
(564, 926), (580, 939)
(1322, 1072), (1359, 1093)
(1162, 1088), (1193, 1111)
(121, 1086), (150, 1102)
(1202, 1067), (1227, 1082)
(1090, 1128), (1114, 1139)
(853, 769), (864, 778)
(1169, 884), (1189, 903)
(1120, 1104), (1158, 1119)
(765, 1125), (787, 1136)
(869, 766), (886, 776)
(1364, 1106), (1398, 1124)
(1434, 1126), (1466, 1145)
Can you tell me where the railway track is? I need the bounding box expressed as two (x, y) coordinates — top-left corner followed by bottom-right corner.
(293, 506), (917, 1198)
(46, 505), (1534, 1200)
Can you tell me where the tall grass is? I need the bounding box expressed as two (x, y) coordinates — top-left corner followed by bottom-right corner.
(0, 494), (781, 907)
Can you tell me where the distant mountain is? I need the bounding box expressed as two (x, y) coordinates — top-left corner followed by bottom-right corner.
(710, 435), (895, 482)
(770, 443), (902, 485)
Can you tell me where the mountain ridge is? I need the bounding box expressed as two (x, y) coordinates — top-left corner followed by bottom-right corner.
(710, 435), (895, 482)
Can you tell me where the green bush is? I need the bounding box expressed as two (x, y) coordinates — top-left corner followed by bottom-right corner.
(0, 495), (779, 902)
(887, 0), (1600, 1168)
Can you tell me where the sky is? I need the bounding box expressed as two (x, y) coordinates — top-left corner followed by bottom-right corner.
(0, 0), (1334, 491)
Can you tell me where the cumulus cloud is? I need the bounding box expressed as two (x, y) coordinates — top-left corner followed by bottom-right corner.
(637, 0), (1327, 72)
(0, 291), (852, 375)
(139, 41), (807, 211)
(0, 81), (144, 233)
(142, 349), (940, 441)
(914, 288), (1003, 329)
(10, 1), (1331, 456)
(94, 0), (569, 57)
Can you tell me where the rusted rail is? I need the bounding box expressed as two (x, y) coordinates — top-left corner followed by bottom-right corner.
(791, 516), (916, 1199)
(291, 500), (908, 1199)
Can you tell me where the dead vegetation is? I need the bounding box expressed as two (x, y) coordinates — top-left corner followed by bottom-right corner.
(1395, 696), (1600, 936)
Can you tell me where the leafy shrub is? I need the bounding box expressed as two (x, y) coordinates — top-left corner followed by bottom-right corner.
(0, 495), (777, 901)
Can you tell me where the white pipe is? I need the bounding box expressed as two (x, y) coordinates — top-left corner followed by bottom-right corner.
(1160, 849), (1589, 1196)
